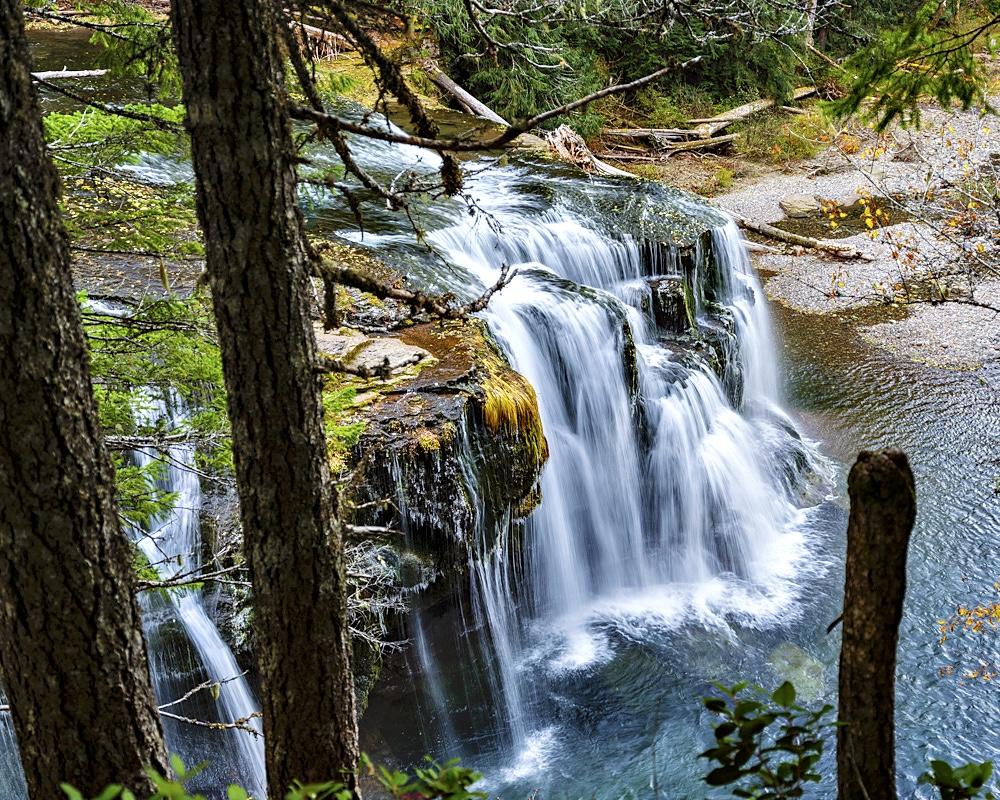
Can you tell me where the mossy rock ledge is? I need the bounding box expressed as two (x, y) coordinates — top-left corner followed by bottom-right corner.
(334, 317), (548, 574)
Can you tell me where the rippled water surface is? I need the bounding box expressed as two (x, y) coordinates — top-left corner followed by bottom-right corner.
(773, 303), (1000, 795)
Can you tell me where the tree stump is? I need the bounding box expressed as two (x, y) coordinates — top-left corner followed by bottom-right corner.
(837, 449), (916, 800)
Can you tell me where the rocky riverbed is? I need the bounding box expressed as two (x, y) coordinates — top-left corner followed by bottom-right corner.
(714, 90), (1000, 371)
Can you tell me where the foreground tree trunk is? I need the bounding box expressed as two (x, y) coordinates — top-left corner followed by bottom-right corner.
(837, 449), (916, 800)
(170, 1), (359, 794)
(0, 2), (167, 795)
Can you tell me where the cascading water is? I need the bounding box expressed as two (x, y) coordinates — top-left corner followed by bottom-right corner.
(130, 395), (266, 798)
(0, 389), (266, 799)
(341, 152), (831, 796)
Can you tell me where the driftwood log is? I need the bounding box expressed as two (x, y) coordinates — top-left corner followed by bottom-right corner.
(427, 68), (508, 126)
(837, 449), (916, 800)
(30, 69), (108, 80)
(604, 86), (817, 147)
(736, 216), (873, 260)
(545, 125), (632, 177)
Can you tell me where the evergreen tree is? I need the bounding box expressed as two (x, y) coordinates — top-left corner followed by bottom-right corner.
(169, 0), (360, 793)
(0, 0), (167, 795)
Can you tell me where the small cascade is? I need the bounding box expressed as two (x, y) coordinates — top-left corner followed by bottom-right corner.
(131, 395), (266, 797)
(0, 691), (26, 798)
(0, 392), (266, 799)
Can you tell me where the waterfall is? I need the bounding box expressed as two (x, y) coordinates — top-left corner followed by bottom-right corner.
(131, 395), (266, 797)
(406, 191), (829, 777)
(0, 391), (266, 799)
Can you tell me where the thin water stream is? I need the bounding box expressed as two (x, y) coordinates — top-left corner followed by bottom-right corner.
(130, 395), (267, 797)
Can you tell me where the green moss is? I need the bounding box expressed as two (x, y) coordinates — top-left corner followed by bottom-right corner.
(322, 382), (367, 473)
(416, 428), (441, 452)
(479, 347), (548, 470)
(681, 279), (699, 330)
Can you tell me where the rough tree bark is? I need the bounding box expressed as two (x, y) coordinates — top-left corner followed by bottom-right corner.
(170, 0), (359, 794)
(837, 449), (916, 800)
(0, 2), (167, 796)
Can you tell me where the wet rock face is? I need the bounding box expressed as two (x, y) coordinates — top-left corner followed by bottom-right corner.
(338, 319), (547, 573)
(641, 233), (747, 408)
(649, 277), (689, 335)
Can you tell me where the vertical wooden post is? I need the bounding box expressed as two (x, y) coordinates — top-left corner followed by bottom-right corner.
(837, 449), (916, 800)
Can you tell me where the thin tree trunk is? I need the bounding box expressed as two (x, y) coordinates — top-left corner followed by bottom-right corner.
(837, 449), (916, 800)
(170, 1), (359, 795)
(0, 2), (166, 796)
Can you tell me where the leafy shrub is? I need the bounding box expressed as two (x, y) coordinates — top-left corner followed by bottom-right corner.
(921, 760), (997, 800)
(734, 110), (829, 165)
(701, 681), (834, 798)
(62, 754), (487, 800)
(702, 679), (1000, 800)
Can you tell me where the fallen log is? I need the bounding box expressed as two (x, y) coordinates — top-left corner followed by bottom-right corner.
(735, 216), (873, 260)
(283, 9), (354, 53)
(31, 69), (108, 80)
(664, 132), (738, 153)
(427, 68), (508, 126)
(687, 86), (816, 138)
(807, 42), (841, 69)
(600, 131), (739, 154)
(603, 127), (693, 145)
(599, 153), (662, 162)
(545, 124), (632, 177)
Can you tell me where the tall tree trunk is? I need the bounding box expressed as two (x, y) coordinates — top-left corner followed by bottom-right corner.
(0, 2), (167, 796)
(170, 1), (359, 794)
(837, 449), (916, 800)
(804, 0), (818, 48)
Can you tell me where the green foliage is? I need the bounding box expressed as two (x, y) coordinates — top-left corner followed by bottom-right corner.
(84, 295), (224, 418)
(116, 459), (177, 529)
(700, 681), (834, 798)
(81, 294), (233, 504)
(77, 1), (181, 97)
(827, 1), (999, 130)
(366, 755), (486, 800)
(45, 105), (185, 172)
(416, 0), (606, 132)
(921, 760), (997, 799)
(734, 110), (828, 164)
(702, 680), (999, 800)
(420, 0), (813, 133)
(46, 105), (198, 259)
(62, 754), (486, 800)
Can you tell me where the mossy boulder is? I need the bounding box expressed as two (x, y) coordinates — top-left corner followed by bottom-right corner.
(338, 318), (547, 573)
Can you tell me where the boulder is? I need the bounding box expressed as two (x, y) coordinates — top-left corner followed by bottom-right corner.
(779, 194), (821, 218)
(314, 327), (432, 375)
(649, 276), (692, 335)
(339, 318), (548, 572)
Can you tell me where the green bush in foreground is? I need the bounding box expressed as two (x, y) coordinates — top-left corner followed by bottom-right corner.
(702, 681), (997, 799)
(62, 754), (486, 800)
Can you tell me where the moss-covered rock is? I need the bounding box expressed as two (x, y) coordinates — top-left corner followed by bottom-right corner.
(339, 317), (547, 573)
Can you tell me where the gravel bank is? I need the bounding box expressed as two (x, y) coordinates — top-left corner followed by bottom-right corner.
(713, 99), (1000, 370)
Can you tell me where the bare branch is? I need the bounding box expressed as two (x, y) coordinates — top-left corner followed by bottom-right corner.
(290, 60), (697, 152)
